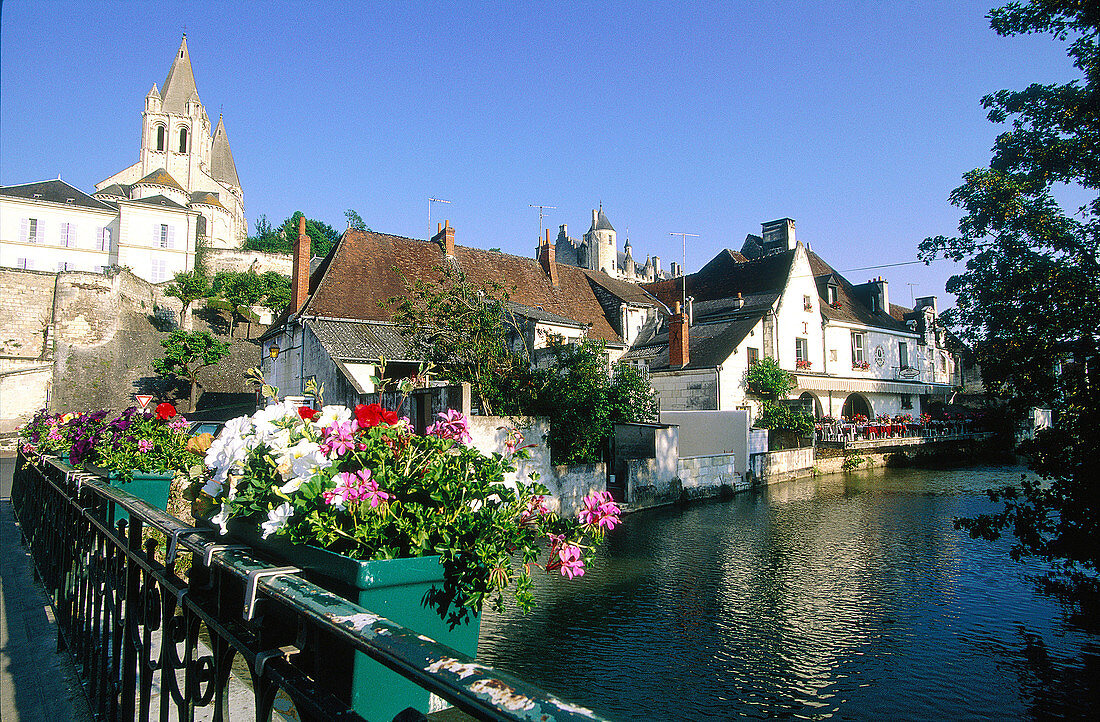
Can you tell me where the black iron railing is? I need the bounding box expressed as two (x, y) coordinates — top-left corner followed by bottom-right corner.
(11, 452), (605, 722)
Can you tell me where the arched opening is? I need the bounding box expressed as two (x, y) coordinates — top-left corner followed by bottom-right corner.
(155, 125), (166, 151)
(178, 127), (188, 153)
(797, 392), (823, 418)
(841, 393), (872, 421)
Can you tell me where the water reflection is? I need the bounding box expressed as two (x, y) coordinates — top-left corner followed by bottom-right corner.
(478, 466), (1099, 720)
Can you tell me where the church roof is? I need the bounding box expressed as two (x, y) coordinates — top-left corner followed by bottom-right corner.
(210, 116), (241, 189)
(95, 183), (131, 198)
(0, 179), (115, 211)
(136, 168), (186, 193)
(190, 190), (226, 210)
(126, 194), (189, 210)
(160, 36), (200, 115)
(590, 206), (615, 232)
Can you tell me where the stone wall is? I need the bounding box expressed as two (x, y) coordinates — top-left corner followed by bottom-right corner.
(649, 368), (717, 410)
(0, 364), (52, 432)
(677, 453), (748, 496)
(749, 447), (815, 483)
(0, 268), (57, 370)
(205, 248), (293, 276)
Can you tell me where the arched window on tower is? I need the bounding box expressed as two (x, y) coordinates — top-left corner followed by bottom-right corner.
(156, 125), (166, 151)
(178, 127), (188, 153)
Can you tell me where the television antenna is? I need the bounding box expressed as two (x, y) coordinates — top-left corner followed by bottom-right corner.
(669, 232), (699, 312)
(428, 197), (451, 238)
(907, 282), (919, 305)
(529, 204), (557, 239)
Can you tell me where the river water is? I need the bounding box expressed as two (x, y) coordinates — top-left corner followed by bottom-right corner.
(477, 466), (1099, 720)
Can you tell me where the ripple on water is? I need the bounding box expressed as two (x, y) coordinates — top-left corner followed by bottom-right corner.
(477, 466), (1098, 721)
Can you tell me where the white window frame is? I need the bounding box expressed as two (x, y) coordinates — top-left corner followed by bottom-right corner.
(852, 332), (866, 365)
(795, 337), (809, 364)
(16, 258), (32, 270)
(20, 218), (40, 243)
(97, 227), (111, 252)
(150, 258), (168, 283)
(899, 341), (909, 369)
(59, 222), (76, 248)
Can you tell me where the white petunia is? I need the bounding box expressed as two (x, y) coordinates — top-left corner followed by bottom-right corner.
(210, 504), (230, 535)
(260, 502), (294, 539)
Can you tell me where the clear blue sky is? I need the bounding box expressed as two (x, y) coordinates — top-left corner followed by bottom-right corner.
(0, 1), (1074, 308)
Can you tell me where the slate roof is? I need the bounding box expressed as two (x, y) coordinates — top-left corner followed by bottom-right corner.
(590, 206), (615, 232)
(210, 116), (241, 189)
(0, 180), (115, 211)
(161, 36), (200, 115)
(136, 168), (186, 193)
(304, 318), (415, 362)
(642, 248), (796, 305)
(624, 315), (763, 371)
(806, 250), (911, 333)
(505, 301), (589, 328)
(94, 183), (132, 199)
(126, 194), (189, 210)
(279, 228), (661, 346)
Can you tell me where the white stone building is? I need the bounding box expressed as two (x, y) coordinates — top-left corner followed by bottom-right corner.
(627, 218), (961, 421)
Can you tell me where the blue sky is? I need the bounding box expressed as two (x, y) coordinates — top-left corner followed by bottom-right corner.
(0, 1), (1074, 307)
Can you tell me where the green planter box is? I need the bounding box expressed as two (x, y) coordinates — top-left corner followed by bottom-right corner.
(86, 466), (174, 523)
(227, 523), (479, 721)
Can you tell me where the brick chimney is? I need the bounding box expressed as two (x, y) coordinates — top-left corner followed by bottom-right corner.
(291, 215), (310, 312)
(538, 228), (558, 286)
(669, 301), (689, 367)
(432, 220), (455, 257)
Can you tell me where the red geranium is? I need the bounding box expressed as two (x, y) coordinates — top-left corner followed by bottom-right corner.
(355, 403), (398, 428)
(155, 402), (177, 420)
(298, 406), (319, 421)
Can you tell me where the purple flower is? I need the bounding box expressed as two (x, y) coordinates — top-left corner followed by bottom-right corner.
(579, 491), (621, 532)
(426, 409), (472, 444)
(137, 439), (153, 453)
(557, 544), (585, 579)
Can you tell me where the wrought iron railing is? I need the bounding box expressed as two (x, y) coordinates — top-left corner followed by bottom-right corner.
(10, 452), (606, 722)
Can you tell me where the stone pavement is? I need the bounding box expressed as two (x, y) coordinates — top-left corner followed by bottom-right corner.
(1, 455), (93, 721)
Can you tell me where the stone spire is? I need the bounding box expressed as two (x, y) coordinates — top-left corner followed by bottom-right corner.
(210, 115), (240, 189)
(160, 35), (200, 114)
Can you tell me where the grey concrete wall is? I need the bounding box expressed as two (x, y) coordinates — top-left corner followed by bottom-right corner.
(650, 369), (718, 410)
(677, 453), (748, 496)
(660, 409), (751, 477)
(749, 448), (815, 484)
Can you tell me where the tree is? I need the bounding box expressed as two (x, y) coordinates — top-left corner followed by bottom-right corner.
(242, 212), (341, 257)
(260, 271), (291, 316)
(164, 270), (210, 331)
(222, 270), (267, 337)
(388, 265), (528, 415)
(918, 0), (1100, 600)
(152, 330), (230, 412)
(345, 208), (367, 232)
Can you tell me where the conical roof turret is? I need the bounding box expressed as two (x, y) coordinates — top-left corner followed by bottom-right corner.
(161, 35), (200, 114)
(210, 115), (240, 188)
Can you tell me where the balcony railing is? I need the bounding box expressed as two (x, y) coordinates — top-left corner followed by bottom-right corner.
(11, 453), (605, 722)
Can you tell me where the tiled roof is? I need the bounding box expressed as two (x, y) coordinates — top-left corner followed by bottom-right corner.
(0, 179), (115, 211)
(293, 228), (656, 345)
(189, 190), (226, 209)
(807, 251), (911, 333)
(505, 301), (588, 327)
(305, 318), (415, 362)
(136, 168), (186, 193)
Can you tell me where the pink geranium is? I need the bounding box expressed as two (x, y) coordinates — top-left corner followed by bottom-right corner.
(578, 491), (621, 532)
(322, 420), (356, 457)
(137, 439), (154, 453)
(557, 544), (585, 579)
(426, 409), (472, 444)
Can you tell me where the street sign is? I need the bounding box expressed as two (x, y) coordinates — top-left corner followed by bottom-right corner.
(135, 394), (154, 410)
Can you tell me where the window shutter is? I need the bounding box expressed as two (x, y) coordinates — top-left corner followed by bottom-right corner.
(20, 219), (28, 243)
(168, 225), (176, 249)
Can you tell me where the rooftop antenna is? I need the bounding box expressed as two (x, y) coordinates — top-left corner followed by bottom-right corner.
(907, 282), (919, 306)
(529, 204), (557, 240)
(669, 232), (700, 314)
(428, 197), (451, 239)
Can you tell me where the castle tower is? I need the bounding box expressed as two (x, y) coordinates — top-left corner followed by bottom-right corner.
(584, 204), (616, 275)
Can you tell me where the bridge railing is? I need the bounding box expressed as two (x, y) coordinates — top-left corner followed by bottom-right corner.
(11, 452), (605, 722)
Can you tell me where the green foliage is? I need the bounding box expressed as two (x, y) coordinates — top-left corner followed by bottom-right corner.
(841, 454), (865, 472)
(242, 212), (342, 257)
(752, 400), (814, 435)
(388, 264), (527, 415)
(259, 271), (291, 315)
(918, 0), (1100, 599)
(164, 270), (210, 326)
(344, 208), (368, 232)
(152, 330), (231, 411)
(493, 341), (659, 465)
(209, 269), (289, 330)
(745, 357), (796, 400)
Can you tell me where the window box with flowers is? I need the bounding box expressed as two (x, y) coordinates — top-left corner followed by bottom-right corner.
(795, 358), (813, 370)
(198, 400), (619, 721)
(852, 360), (870, 370)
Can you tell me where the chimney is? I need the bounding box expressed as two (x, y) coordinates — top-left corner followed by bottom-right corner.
(432, 220), (455, 257)
(538, 228), (559, 286)
(669, 301), (689, 368)
(652, 255), (661, 276)
(760, 218), (797, 254)
(291, 215), (310, 312)
(873, 277), (889, 314)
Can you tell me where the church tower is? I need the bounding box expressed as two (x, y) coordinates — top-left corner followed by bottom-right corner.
(96, 36), (246, 249)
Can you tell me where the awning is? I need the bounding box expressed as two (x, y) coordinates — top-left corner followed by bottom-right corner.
(794, 374), (940, 395)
